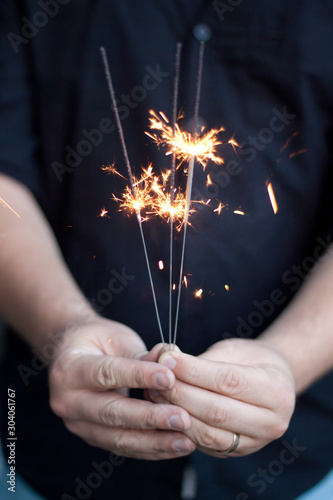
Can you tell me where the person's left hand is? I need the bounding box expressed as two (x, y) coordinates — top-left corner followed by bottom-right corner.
(146, 339), (296, 457)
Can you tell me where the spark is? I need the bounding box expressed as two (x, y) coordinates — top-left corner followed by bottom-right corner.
(101, 163), (126, 179)
(206, 174), (212, 186)
(0, 198), (21, 219)
(146, 109), (225, 169)
(113, 166), (195, 230)
(234, 209), (245, 216)
(158, 260), (164, 270)
(194, 288), (203, 299)
(225, 284), (230, 292)
(266, 181), (278, 214)
(183, 276), (188, 288)
(214, 202), (225, 215)
(280, 131), (299, 153)
(289, 149), (307, 159)
(99, 208), (109, 217)
(228, 136), (241, 156)
(228, 138), (241, 148)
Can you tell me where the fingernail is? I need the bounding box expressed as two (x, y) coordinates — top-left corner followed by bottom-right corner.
(154, 372), (172, 389)
(173, 439), (191, 453)
(148, 389), (160, 400)
(168, 414), (187, 431)
(159, 354), (177, 370)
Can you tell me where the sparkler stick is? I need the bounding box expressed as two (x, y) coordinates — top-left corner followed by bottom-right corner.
(169, 42), (182, 346)
(173, 41), (205, 347)
(100, 46), (165, 346)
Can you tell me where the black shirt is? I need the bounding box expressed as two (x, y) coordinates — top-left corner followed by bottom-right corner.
(1, 1), (333, 499)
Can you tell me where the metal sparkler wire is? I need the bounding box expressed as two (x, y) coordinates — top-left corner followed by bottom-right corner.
(169, 42), (182, 346)
(173, 41), (205, 348)
(100, 46), (165, 346)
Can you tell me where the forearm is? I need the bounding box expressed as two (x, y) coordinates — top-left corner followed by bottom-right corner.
(0, 174), (94, 352)
(259, 247), (333, 394)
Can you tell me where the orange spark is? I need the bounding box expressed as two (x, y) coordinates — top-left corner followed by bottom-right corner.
(228, 136), (241, 156)
(99, 208), (109, 217)
(194, 288), (203, 299)
(289, 149), (307, 159)
(0, 198), (21, 219)
(266, 181), (278, 214)
(280, 131), (299, 153)
(225, 284), (230, 292)
(234, 210), (245, 216)
(158, 260), (164, 270)
(214, 202), (225, 215)
(101, 163), (126, 179)
(206, 174), (212, 186)
(228, 138), (241, 148)
(183, 276), (188, 288)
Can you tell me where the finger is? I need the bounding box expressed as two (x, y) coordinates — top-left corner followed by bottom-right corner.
(60, 390), (192, 432)
(143, 344), (181, 363)
(184, 416), (260, 457)
(57, 353), (176, 391)
(146, 389), (169, 405)
(64, 420), (196, 460)
(148, 382), (277, 439)
(158, 351), (284, 407)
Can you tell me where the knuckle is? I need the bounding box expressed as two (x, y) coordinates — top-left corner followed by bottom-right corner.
(49, 396), (66, 418)
(49, 357), (67, 389)
(198, 425), (219, 449)
(63, 418), (77, 434)
(270, 381), (296, 415)
(98, 400), (119, 427)
(143, 409), (158, 430)
(113, 431), (140, 456)
(96, 357), (117, 388)
(132, 365), (147, 387)
(216, 367), (245, 395)
(207, 401), (229, 427)
(267, 417), (289, 440)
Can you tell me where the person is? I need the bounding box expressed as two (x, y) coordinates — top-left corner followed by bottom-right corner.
(1, 1), (333, 499)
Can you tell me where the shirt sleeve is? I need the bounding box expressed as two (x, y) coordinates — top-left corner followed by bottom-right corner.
(0, 2), (43, 199)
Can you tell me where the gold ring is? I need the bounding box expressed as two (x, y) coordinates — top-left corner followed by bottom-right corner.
(215, 432), (240, 456)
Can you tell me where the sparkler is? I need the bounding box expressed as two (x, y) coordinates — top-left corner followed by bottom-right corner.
(100, 41), (226, 349)
(173, 40), (205, 348)
(100, 46), (165, 345)
(168, 43), (182, 346)
(100, 40), (282, 351)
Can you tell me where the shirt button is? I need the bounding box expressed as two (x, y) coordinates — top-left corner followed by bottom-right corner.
(193, 23), (212, 42)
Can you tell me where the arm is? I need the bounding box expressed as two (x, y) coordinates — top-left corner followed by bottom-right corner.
(148, 248), (333, 456)
(0, 173), (195, 459)
(259, 249), (333, 393)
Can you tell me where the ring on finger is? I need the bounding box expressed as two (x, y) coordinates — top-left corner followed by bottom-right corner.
(215, 432), (240, 456)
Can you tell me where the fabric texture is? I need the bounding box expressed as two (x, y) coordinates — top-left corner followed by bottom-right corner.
(1, 1), (333, 499)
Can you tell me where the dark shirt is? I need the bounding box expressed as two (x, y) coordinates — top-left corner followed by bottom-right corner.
(1, 1), (333, 499)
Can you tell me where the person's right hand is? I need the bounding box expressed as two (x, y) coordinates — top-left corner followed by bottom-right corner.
(48, 317), (195, 460)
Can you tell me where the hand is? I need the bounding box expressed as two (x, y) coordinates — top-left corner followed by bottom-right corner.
(48, 318), (195, 460)
(147, 339), (296, 457)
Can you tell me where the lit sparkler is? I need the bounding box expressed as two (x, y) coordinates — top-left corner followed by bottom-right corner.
(146, 110), (225, 169)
